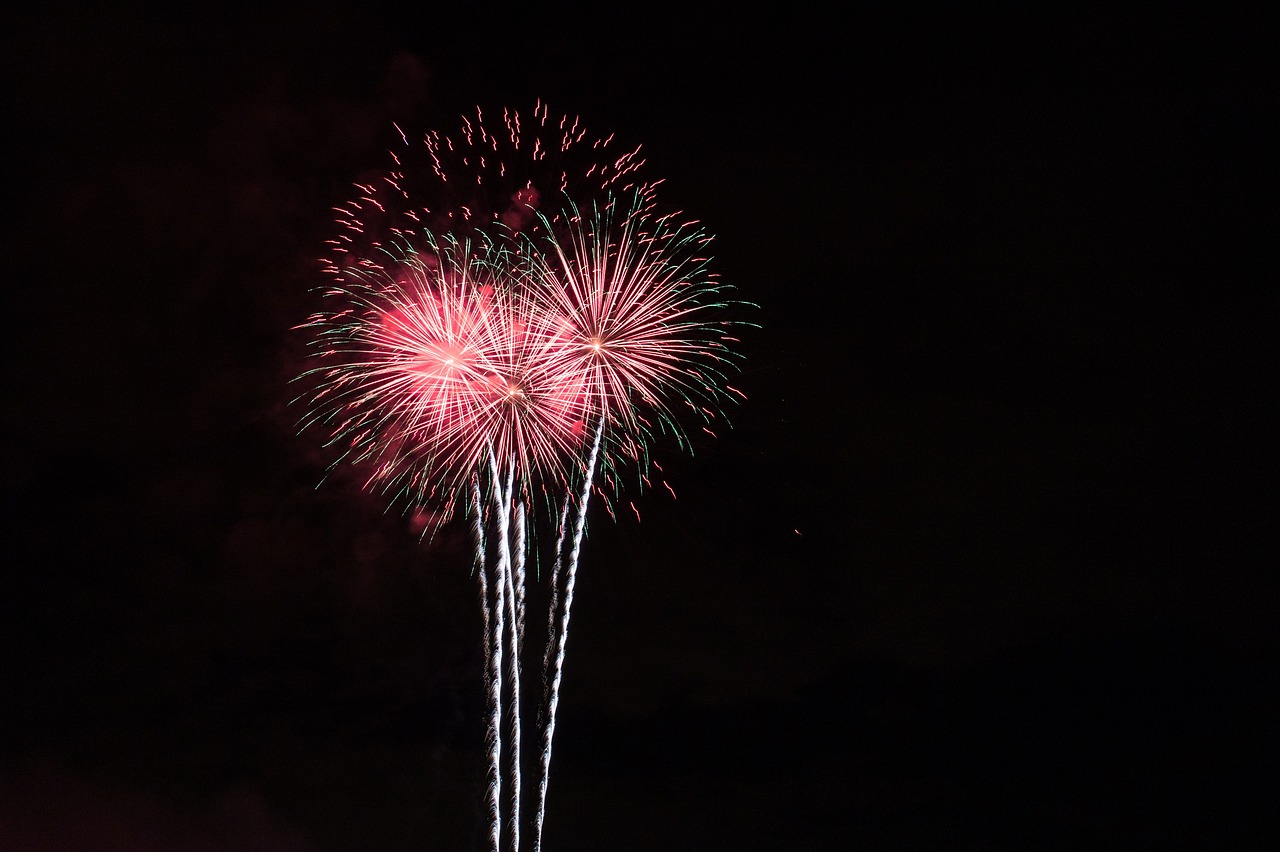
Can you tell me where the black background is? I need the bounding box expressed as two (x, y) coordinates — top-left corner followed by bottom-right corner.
(3, 4), (1276, 850)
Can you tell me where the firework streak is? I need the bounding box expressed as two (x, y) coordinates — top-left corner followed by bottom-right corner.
(294, 103), (748, 851)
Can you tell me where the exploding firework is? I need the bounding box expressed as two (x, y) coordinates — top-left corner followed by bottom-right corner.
(517, 191), (746, 471)
(294, 103), (749, 852)
(296, 230), (593, 520)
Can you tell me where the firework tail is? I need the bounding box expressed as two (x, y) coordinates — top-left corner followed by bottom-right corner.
(511, 496), (529, 849)
(472, 476), (503, 852)
(533, 412), (606, 852)
(542, 493), (572, 688)
(514, 499), (527, 644)
(504, 552), (523, 852)
(472, 475), (490, 665)
(469, 476), (493, 818)
(535, 489), (572, 841)
(487, 451), (522, 852)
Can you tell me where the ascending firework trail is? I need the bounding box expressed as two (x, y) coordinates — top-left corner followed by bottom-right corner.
(293, 103), (750, 851)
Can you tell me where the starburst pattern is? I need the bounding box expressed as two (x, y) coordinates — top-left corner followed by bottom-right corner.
(519, 192), (745, 458)
(296, 232), (594, 517)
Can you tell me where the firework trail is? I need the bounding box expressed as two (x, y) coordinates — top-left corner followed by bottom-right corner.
(483, 487), (505, 852)
(488, 451), (523, 852)
(470, 475), (501, 851)
(296, 103), (749, 852)
(540, 493), (572, 709)
(513, 497), (528, 640)
(533, 412), (604, 852)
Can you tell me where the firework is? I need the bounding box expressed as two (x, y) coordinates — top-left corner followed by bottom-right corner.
(517, 191), (745, 463)
(295, 103), (748, 852)
(296, 232), (593, 521)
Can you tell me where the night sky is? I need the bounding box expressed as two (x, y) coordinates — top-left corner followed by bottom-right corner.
(3, 4), (1277, 850)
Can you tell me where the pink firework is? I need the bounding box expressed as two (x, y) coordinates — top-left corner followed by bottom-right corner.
(299, 190), (744, 522)
(296, 232), (593, 519)
(518, 191), (746, 471)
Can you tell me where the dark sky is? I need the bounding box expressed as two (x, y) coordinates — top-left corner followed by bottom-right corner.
(2, 4), (1276, 850)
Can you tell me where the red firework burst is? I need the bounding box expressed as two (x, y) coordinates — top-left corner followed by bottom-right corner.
(297, 233), (593, 516)
(518, 191), (745, 457)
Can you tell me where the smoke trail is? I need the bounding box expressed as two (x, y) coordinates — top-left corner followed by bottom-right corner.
(510, 496), (528, 851)
(542, 493), (572, 697)
(502, 548), (521, 852)
(488, 452), (520, 852)
(471, 475), (490, 665)
(473, 476), (502, 852)
(535, 489), (572, 844)
(533, 413), (605, 852)
(514, 499), (527, 644)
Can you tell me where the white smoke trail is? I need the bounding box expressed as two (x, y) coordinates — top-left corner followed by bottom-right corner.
(541, 493), (572, 697)
(473, 476), (502, 852)
(532, 413), (605, 852)
(534, 490), (572, 846)
(509, 494), (527, 852)
(488, 452), (520, 852)
(471, 475), (490, 667)
(514, 499), (527, 645)
(502, 546), (521, 852)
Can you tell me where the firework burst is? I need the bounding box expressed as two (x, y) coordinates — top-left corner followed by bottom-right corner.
(518, 191), (746, 467)
(296, 231), (596, 521)
(294, 103), (749, 852)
